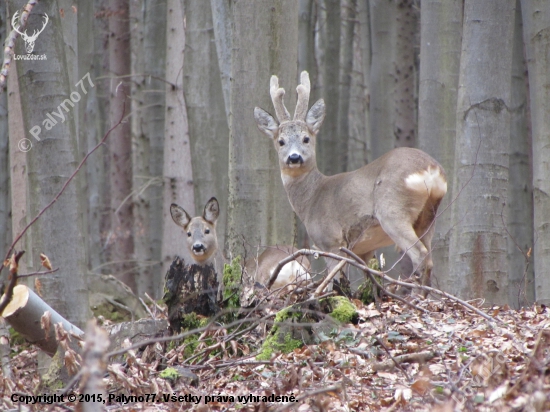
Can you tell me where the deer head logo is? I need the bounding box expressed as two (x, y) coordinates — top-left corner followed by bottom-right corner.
(12, 11), (49, 54)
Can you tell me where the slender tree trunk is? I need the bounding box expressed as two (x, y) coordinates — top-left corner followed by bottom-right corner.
(336, 0), (356, 173)
(417, 0), (463, 290)
(161, 0), (195, 289)
(507, 0), (534, 309)
(14, 0), (90, 326)
(0, 3), (10, 264)
(210, 0), (232, 122)
(226, 0), (298, 260)
(347, 0), (370, 170)
(183, 0), (229, 252)
(369, 0), (396, 159)
(108, 0), (135, 291)
(132, 0), (167, 297)
(298, 0), (317, 85)
(87, 0), (110, 274)
(448, 0), (515, 304)
(393, 0), (418, 148)
(7, 60), (28, 277)
(317, 0), (341, 175)
(521, 0), (550, 305)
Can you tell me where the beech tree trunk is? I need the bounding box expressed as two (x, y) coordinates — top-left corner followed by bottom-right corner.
(161, 0), (195, 289)
(317, 0), (341, 175)
(521, 0), (550, 305)
(14, 0), (90, 326)
(448, 0), (515, 304)
(183, 0), (230, 250)
(369, 0), (396, 159)
(108, 0), (135, 291)
(131, 0), (167, 297)
(507, 0), (534, 308)
(0, 4), (11, 263)
(417, 0), (463, 290)
(226, 0), (298, 260)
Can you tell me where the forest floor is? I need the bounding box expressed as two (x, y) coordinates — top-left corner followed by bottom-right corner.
(1, 294), (549, 411)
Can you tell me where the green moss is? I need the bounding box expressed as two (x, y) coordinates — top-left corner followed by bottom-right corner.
(323, 296), (358, 324)
(160, 367), (181, 380)
(91, 302), (132, 323)
(180, 312), (209, 330)
(257, 306), (305, 360)
(257, 330), (303, 360)
(356, 258), (381, 304)
(222, 256), (242, 309)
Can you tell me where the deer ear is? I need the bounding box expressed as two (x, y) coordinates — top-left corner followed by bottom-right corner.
(203, 197), (219, 224)
(170, 204), (191, 228)
(306, 99), (325, 134)
(254, 107), (279, 139)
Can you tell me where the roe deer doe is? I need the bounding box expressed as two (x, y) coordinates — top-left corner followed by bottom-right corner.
(170, 198), (310, 290)
(253, 71), (447, 290)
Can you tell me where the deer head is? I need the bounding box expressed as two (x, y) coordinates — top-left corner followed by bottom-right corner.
(12, 11), (49, 54)
(254, 72), (325, 179)
(170, 198), (219, 265)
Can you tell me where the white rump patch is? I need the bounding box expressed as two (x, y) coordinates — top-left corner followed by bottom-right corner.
(271, 260), (311, 290)
(405, 167), (447, 198)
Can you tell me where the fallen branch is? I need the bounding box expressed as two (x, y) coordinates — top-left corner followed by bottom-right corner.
(372, 350), (435, 372)
(313, 260), (346, 297)
(269, 248), (504, 326)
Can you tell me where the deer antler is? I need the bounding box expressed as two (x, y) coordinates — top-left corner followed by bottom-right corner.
(270, 75), (291, 123)
(294, 71), (311, 121)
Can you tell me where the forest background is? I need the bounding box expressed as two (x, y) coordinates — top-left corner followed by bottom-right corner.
(0, 0), (549, 330)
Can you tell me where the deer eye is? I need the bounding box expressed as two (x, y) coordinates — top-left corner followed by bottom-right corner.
(205, 229), (210, 234)
(303, 136), (310, 144)
(187, 232), (191, 237)
(278, 140), (285, 146)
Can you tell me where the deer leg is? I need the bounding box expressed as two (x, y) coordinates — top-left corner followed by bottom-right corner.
(378, 219), (432, 288)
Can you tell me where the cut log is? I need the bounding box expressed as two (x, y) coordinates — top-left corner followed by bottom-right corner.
(163, 257), (220, 331)
(1, 284), (84, 356)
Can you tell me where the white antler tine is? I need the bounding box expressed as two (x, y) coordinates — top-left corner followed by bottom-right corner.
(294, 71), (311, 121)
(270, 75), (291, 122)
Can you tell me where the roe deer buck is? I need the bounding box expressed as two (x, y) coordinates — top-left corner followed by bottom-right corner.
(170, 198), (310, 290)
(254, 71), (447, 289)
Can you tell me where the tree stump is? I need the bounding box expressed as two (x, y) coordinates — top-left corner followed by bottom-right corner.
(163, 257), (219, 331)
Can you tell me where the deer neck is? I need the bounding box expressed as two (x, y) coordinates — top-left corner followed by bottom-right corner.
(281, 166), (325, 219)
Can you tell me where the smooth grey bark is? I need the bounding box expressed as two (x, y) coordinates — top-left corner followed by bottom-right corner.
(507, 0), (534, 309)
(108, 0), (135, 291)
(448, 0), (515, 304)
(161, 0), (195, 287)
(369, 0), (396, 159)
(7, 60), (28, 277)
(417, 0), (463, 290)
(393, 0), (417, 148)
(346, 0), (370, 170)
(210, 0), (232, 121)
(183, 0), (229, 252)
(298, 0), (317, 83)
(226, 0), (298, 259)
(317, 0), (342, 175)
(521, 0), (550, 305)
(14, 0), (90, 326)
(87, 0), (110, 274)
(336, 0), (356, 173)
(132, 0), (166, 297)
(0, 2), (10, 264)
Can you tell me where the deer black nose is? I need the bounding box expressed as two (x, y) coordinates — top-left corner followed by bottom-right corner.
(288, 153), (303, 164)
(193, 243), (205, 252)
